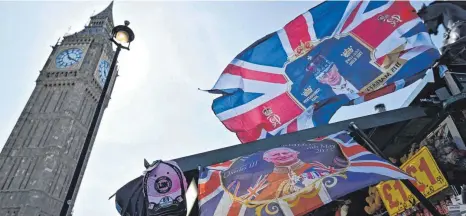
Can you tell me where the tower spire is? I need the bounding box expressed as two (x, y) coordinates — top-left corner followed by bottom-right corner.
(76, 1), (114, 36)
(91, 1), (114, 27)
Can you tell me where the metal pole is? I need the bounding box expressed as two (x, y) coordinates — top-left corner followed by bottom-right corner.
(60, 45), (122, 216)
(348, 122), (442, 216)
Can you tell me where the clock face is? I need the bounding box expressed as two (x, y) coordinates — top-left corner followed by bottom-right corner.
(98, 60), (111, 86)
(56, 48), (83, 68)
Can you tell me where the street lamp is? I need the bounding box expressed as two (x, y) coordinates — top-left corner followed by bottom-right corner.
(111, 20), (135, 50)
(60, 21), (135, 216)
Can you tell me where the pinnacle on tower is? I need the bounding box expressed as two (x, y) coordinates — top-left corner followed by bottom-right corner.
(91, 1), (114, 27)
(77, 1), (115, 37)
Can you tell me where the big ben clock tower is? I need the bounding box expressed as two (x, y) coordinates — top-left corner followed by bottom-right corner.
(0, 2), (118, 215)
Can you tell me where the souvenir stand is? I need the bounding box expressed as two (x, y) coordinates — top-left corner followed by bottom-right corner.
(174, 64), (466, 216)
(351, 70), (466, 215)
(111, 47), (466, 216)
(112, 1), (466, 215)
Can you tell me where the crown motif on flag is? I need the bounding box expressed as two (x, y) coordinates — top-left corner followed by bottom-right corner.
(302, 86), (313, 97)
(262, 107), (273, 117)
(288, 41), (314, 62)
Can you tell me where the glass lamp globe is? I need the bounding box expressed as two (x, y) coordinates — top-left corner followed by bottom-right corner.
(115, 30), (130, 44)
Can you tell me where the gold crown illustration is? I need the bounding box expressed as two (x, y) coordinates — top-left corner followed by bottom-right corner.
(287, 41), (314, 62)
(302, 86), (313, 97)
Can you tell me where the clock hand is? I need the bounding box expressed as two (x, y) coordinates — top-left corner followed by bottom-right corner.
(66, 52), (72, 59)
(68, 56), (78, 62)
(64, 53), (74, 63)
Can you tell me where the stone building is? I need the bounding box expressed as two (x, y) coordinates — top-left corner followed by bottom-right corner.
(0, 2), (117, 215)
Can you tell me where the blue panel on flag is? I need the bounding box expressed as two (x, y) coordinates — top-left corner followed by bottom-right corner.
(309, 1), (349, 39)
(212, 90), (263, 114)
(402, 21), (429, 38)
(364, 1), (389, 13)
(238, 33), (288, 68)
(312, 95), (352, 126)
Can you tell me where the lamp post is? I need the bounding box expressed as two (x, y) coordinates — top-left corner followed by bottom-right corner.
(60, 21), (135, 216)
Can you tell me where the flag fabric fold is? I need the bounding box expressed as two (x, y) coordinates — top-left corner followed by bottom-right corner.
(209, 1), (440, 143)
(198, 131), (414, 216)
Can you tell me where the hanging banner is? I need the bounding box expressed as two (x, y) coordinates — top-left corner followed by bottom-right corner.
(198, 131), (414, 216)
(377, 147), (449, 216)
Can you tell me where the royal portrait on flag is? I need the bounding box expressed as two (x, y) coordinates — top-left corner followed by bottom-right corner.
(220, 142), (348, 207)
(284, 33), (386, 109)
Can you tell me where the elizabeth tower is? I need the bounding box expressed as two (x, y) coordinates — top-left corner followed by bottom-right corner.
(0, 2), (118, 216)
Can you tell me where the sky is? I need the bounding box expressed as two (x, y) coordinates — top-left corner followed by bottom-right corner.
(0, 1), (444, 215)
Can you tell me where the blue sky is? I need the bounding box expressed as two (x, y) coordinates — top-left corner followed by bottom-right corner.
(0, 1), (443, 215)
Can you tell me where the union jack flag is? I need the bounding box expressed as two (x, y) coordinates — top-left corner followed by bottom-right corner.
(198, 131), (414, 216)
(209, 1), (440, 143)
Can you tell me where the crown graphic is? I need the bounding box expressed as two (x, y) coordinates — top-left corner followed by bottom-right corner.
(287, 41), (314, 62)
(262, 107), (273, 116)
(302, 86), (313, 97)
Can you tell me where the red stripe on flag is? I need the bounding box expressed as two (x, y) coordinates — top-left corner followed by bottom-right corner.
(287, 119), (298, 133)
(198, 172), (221, 200)
(351, 1), (418, 48)
(351, 161), (403, 173)
(284, 15), (312, 51)
(222, 93), (303, 138)
(340, 145), (368, 158)
(224, 64), (287, 84)
(376, 57), (385, 66)
(227, 202), (242, 216)
(237, 128), (263, 144)
(341, 1), (363, 33)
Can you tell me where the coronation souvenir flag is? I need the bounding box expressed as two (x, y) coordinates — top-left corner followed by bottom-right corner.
(209, 1), (440, 143)
(198, 131), (415, 216)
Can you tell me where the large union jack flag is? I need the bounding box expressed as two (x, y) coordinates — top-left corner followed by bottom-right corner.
(198, 131), (414, 216)
(209, 1), (440, 143)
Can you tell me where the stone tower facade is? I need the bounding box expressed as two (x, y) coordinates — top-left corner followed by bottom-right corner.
(0, 2), (118, 216)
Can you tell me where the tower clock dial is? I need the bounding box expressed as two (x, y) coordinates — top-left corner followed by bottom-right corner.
(98, 60), (110, 86)
(56, 48), (83, 68)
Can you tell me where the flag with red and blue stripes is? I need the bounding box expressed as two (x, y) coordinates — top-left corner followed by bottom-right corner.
(209, 1), (440, 143)
(198, 131), (414, 216)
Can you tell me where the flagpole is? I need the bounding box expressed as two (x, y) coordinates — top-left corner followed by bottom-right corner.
(348, 122), (442, 216)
